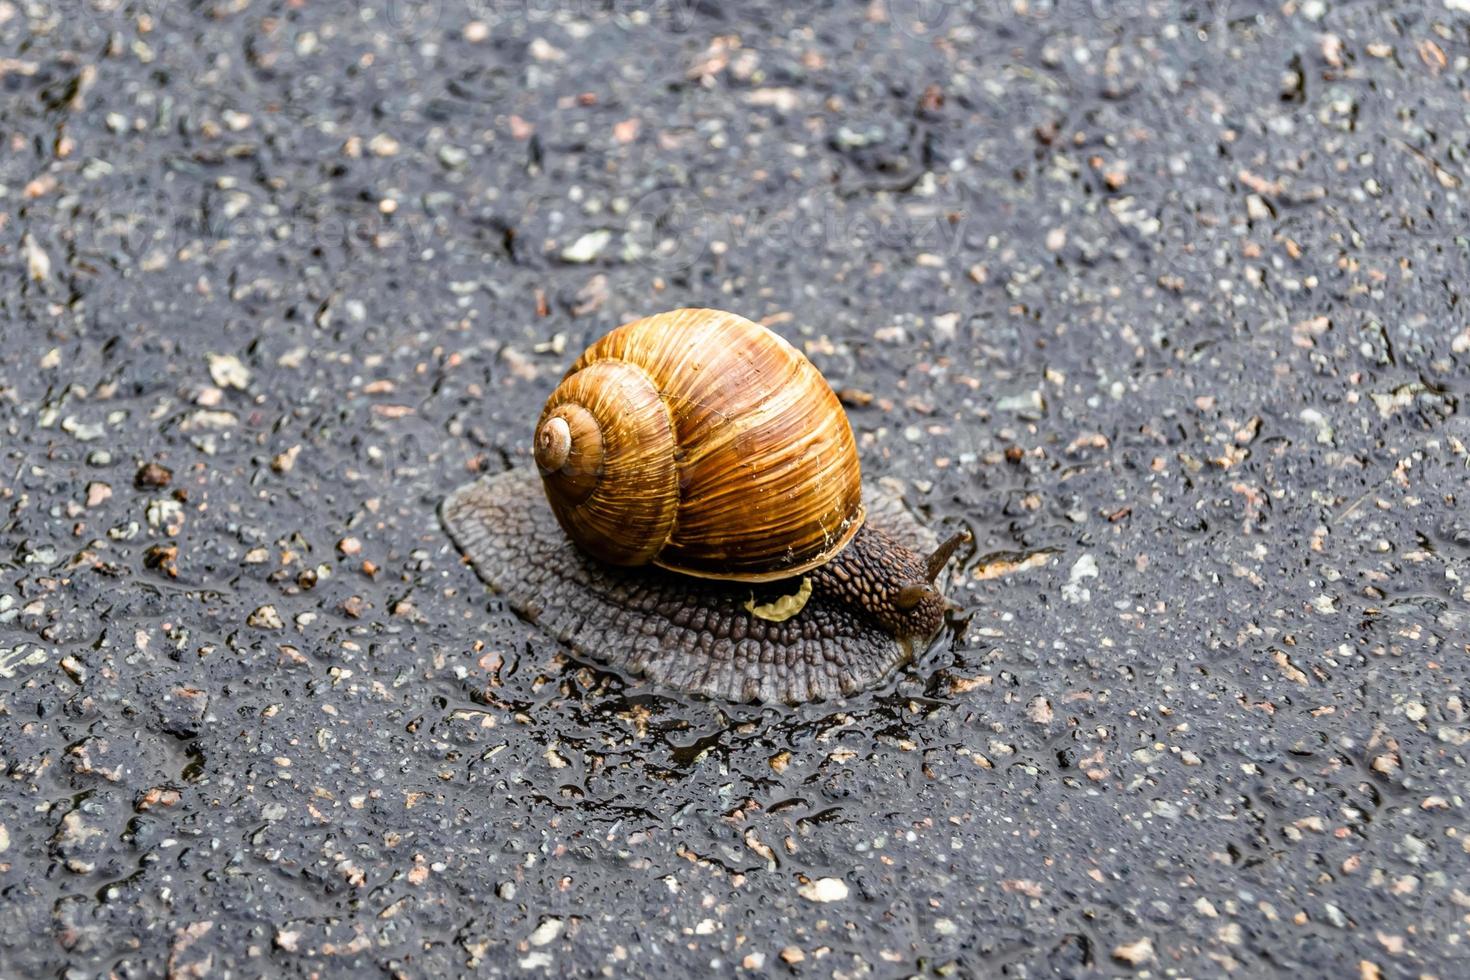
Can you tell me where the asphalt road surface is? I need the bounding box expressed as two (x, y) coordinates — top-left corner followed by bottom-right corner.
(2, 0), (1468, 976)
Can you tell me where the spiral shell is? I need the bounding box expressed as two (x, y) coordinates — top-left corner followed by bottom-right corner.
(532, 308), (865, 581)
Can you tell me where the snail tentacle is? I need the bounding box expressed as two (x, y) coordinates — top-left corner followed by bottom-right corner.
(925, 530), (971, 583)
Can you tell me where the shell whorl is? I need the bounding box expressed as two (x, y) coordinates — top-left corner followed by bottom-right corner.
(533, 308), (866, 582)
(534, 358), (679, 567)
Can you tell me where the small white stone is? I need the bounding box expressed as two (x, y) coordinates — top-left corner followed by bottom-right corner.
(1112, 936), (1155, 965)
(61, 417), (106, 441)
(1062, 554), (1098, 604)
(561, 230), (611, 263)
(147, 498), (183, 530)
(932, 312), (960, 341)
(248, 605), (284, 630)
(797, 877), (849, 902)
(367, 133), (400, 157)
(1027, 696), (1054, 725)
(208, 353), (251, 390)
(528, 918), (563, 947)
(744, 88), (800, 112)
(529, 37), (566, 62)
(996, 389), (1044, 414)
(439, 145), (469, 169)
(22, 233), (50, 282)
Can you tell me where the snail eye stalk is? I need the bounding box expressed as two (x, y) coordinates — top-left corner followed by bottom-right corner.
(925, 530), (970, 583)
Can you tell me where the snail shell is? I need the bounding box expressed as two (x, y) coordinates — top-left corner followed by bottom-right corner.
(530, 308), (865, 581)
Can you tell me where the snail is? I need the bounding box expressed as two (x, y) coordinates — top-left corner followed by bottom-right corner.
(441, 308), (966, 704)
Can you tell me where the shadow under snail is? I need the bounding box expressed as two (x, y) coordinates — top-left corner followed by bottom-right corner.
(441, 308), (967, 704)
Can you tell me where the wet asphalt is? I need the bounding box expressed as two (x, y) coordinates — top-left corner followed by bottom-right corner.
(2, 0), (1469, 976)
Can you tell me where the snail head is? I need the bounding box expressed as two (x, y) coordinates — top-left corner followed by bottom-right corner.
(890, 528), (970, 630)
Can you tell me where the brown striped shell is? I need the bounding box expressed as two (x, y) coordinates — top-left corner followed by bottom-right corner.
(531, 308), (865, 582)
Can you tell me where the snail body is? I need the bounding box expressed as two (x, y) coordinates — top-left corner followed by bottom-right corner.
(442, 308), (964, 703)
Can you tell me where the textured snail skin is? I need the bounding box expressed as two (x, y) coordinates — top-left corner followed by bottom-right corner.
(442, 468), (944, 704)
(808, 522), (948, 647)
